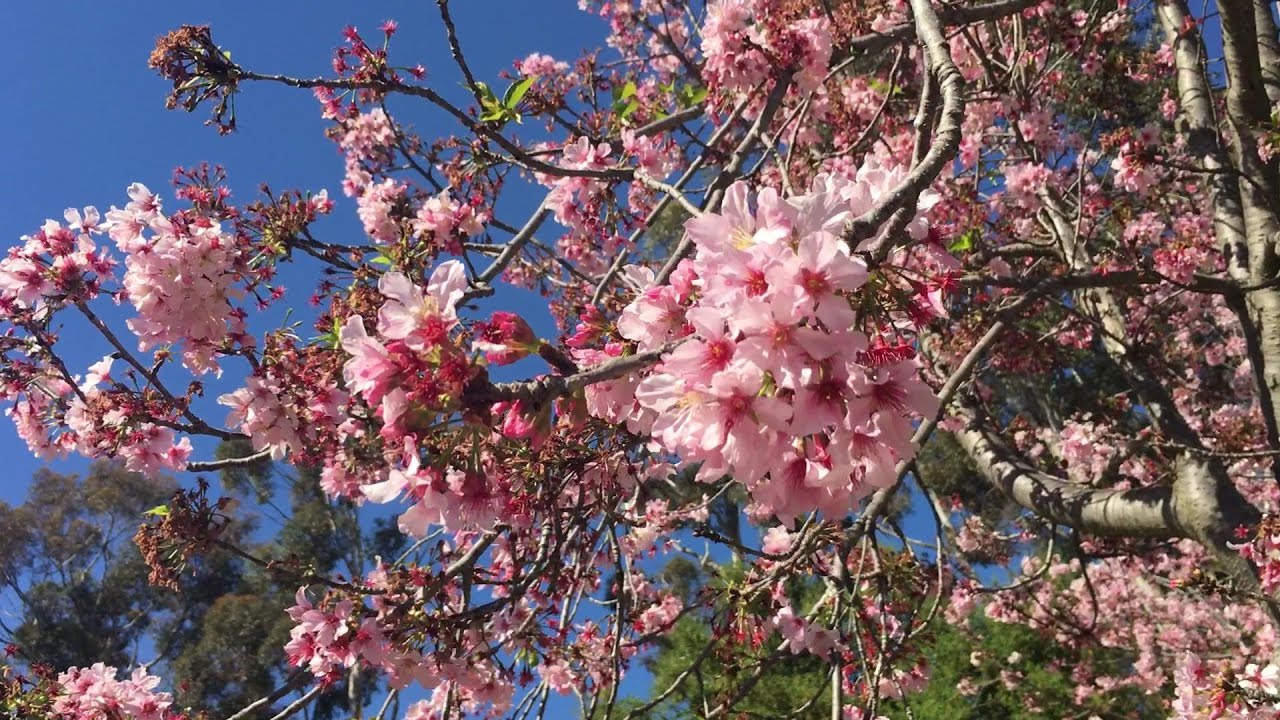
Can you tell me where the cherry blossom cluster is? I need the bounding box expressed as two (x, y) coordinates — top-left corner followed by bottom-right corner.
(1172, 652), (1280, 720)
(529, 131), (682, 276)
(338, 261), (475, 450)
(329, 105), (486, 253)
(583, 174), (937, 521)
(326, 259), (550, 533)
(701, 0), (833, 102)
(953, 515), (1009, 563)
(1109, 124), (1166, 197)
(283, 562), (512, 701)
(10, 0), (1280, 717)
(534, 136), (622, 274)
(0, 182), (262, 471)
(1233, 515), (1280, 595)
(978, 546), (1279, 705)
(0, 209), (113, 311)
(53, 664), (173, 720)
(107, 182), (251, 375)
(279, 505), (691, 713)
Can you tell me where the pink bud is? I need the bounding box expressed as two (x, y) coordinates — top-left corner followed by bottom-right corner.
(474, 312), (539, 365)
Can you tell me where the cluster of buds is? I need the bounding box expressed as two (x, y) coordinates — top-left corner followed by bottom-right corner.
(133, 479), (231, 591)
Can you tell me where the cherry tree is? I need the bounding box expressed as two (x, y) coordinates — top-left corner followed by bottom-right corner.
(3, 0), (1280, 718)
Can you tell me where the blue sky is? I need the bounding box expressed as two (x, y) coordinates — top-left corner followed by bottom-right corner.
(0, 1), (609, 504)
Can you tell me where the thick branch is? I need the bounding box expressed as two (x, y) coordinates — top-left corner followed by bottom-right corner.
(187, 447), (275, 473)
(1253, 0), (1280, 104)
(1217, 0), (1280, 264)
(848, 0), (965, 255)
(464, 345), (672, 407)
(1158, 0), (1255, 278)
(837, 0), (1037, 60)
(953, 410), (1182, 538)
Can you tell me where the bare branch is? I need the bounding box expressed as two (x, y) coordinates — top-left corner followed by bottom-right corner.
(187, 447), (275, 473)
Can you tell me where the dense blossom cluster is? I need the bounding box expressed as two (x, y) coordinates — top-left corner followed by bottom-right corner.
(53, 664), (173, 720)
(585, 174), (936, 519)
(106, 183), (250, 375)
(701, 0), (833, 102)
(1234, 516), (1280, 595)
(1171, 653), (1280, 720)
(333, 105), (486, 253)
(0, 210), (113, 310)
(0, 183), (258, 471)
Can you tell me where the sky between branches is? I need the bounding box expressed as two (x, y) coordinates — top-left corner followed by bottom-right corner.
(0, 1), (612, 504)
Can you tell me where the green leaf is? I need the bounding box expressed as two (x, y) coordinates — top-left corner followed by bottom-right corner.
(866, 78), (903, 96)
(473, 81), (513, 124)
(370, 253), (393, 267)
(678, 83), (707, 108)
(503, 76), (535, 109)
(313, 315), (344, 350)
(948, 229), (978, 253)
(613, 81), (642, 124)
(472, 81), (498, 103)
(144, 505), (170, 518)
(620, 98), (640, 122)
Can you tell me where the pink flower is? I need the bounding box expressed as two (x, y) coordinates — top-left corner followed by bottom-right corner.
(82, 355), (116, 390)
(218, 375), (302, 459)
(537, 659), (577, 695)
(604, 177), (936, 519)
(103, 185), (247, 374)
(340, 316), (397, 405)
(118, 424), (191, 475)
(616, 283), (687, 351)
(357, 178), (407, 243)
(517, 52), (569, 76)
(768, 229), (867, 331)
(1003, 162), (1052, 209)
(376, 261), (467, 350)
(773, 606), (807, 653)
(761, 526), (793, 555)
(53, 663), (173, 720)
(659, 307), (737, 384)
(1111, 145), (1159, 196)
(494, 398), (552, 447)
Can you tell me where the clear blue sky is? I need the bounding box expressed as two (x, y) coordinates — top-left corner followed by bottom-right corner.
(0, 1), (607, 504)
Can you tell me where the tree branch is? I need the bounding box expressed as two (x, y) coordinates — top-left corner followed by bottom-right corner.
(849, 0), (966, 256)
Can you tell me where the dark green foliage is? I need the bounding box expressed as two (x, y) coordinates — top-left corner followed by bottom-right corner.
(0, 463), (177, 670)
(167, 594), (293, 714)
(598, 559), (831, 720)
(883, 618), (1152, 720)
(915, 430), (1014, 526)
(603, 558), (1157, 720)
(639, 610), (830, 720)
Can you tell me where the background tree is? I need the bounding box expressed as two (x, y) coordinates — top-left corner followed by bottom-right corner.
(0, 445), (401, 719)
